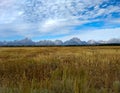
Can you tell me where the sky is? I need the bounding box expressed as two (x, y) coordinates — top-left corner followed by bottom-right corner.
(0, 0), (120, 41)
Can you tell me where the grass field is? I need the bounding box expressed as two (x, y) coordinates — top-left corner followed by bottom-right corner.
(0, 46), (120, 93)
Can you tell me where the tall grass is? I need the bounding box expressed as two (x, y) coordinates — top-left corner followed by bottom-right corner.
(0, 46), (120, 93)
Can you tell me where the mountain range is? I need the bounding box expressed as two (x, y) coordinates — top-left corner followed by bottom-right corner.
(0, 37), (120, 46)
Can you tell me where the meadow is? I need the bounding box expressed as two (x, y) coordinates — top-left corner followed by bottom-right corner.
(0, 46), (120, 93)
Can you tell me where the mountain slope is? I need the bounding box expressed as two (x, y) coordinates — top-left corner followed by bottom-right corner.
(0, 37), (120, 46)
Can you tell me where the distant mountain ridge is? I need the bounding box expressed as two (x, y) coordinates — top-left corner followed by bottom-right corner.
(0, 37), (120, 46)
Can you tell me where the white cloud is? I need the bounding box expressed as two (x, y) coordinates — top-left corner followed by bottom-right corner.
(0, 0), (119, 24)
(108, 18), (120, 24)
(40, 19), (63, 32)
(56, 28), (120, 41)
(0, 0), (120, 40)
(0, 0), (15, 8)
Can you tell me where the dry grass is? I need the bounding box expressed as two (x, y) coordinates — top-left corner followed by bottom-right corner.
(0, 46), (120, 93)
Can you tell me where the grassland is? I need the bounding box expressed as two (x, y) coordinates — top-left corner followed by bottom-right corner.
(0, 46), (120, 93)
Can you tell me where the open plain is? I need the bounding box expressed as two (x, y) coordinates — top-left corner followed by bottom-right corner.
(0, 46), (120, 93)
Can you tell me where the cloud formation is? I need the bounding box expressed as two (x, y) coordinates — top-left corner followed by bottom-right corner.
(0, 0), (120, 40)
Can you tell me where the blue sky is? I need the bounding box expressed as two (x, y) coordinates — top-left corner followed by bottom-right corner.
(0, 0), (120, 41)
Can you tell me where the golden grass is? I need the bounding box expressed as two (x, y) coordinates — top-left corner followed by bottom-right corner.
(0, 46), (120, 93)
